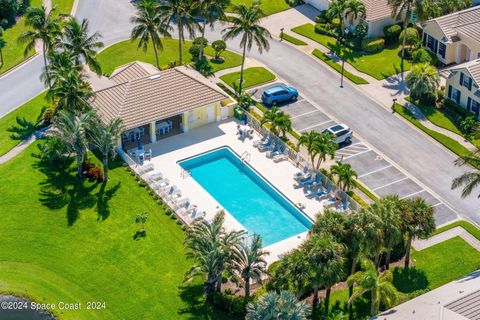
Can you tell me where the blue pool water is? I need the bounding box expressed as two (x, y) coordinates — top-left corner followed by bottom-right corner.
(179, 147), (312, 246)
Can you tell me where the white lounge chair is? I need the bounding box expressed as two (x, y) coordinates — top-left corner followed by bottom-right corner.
(137, 163), (154, 175)
(153, 178), (169, 189)
(273, 148), (289, 162)
(266, 145), (281, 158)
(253, 134), (268, 147)
(148, 172), (163, 182)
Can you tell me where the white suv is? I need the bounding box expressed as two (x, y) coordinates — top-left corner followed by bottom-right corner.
(322, 124), (353, 145)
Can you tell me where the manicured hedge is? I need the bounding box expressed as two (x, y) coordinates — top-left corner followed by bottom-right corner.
(361, 37), (385, 53)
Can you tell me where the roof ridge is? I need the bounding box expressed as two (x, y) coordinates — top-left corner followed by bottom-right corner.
(173, 66), (229, 98)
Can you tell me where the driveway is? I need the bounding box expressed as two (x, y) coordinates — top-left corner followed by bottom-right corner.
(1, 0), (478, 224)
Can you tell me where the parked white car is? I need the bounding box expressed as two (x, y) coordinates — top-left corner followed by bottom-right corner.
(322, 124), (353, 145)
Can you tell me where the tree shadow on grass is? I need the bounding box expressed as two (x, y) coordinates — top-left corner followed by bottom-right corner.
(178, 283), (239, 320)
(392, 267), (429, 293)
(7, 117), (39, 141)
(34, 154), (121, 226)
(328, 294), (371, 320)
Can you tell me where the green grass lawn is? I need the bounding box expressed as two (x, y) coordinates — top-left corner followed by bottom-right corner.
(52, 0), (75, 16)
(0, 144), (231, 320)
(433, 220), (480, 240)
(411, 237), (480, 289)
(97, 38), (242, 75)
(312, 49), (369, 85)
(292, 23), (411, 80)
(0, 92), (47, 157)
(281, 33), (307, 46)
(219, 67), (275, 89)
(227, 0), (291, 16)
(0, 0), (42, 75)
(393, 103), (473, 160)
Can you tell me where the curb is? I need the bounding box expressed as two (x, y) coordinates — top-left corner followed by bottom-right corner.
(0, 53), (40, 80)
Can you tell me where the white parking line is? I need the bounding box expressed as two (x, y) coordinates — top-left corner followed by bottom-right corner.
(373, 177), (409, 191)
(432, 202), (443, 207)
(358, 165), (393, 178)
(342, 149), (373, 160)
(400, 189), (427, 199)
(299, 120), (334, 132)
(343, 145), (370, 152)
(290, 110), (320, 119)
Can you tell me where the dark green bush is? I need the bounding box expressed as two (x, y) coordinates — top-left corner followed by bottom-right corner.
(384, 24), (402, 45)
(361, 37), (385, 52)
(193, 37), (208, 47)
(315, 10), (330, 23)
(412, 48), (431, 64)
(315, 23), (336, 37)
(212, 292), (249, 317)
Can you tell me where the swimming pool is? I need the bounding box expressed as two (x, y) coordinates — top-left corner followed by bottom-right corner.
(179, 147), (312, 246)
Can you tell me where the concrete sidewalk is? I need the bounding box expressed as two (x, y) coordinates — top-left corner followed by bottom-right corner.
(413, 226), (480, 252)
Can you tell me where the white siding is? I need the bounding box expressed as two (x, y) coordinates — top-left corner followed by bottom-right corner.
(304, 0), (331, 11)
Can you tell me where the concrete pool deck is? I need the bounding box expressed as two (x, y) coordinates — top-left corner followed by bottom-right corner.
(137, 120), (325, 264)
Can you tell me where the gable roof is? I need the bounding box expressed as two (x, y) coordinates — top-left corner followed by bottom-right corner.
(91, 64), (229, 130)
(423, 6), (480, 43)
(448, 59), (480, 87)
(361, 0), (395, 22)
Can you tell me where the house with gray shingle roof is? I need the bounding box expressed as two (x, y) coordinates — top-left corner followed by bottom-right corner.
(446, 59), (480, 118)
(421, 6), (480, 65)
(90, 62), (236, 149)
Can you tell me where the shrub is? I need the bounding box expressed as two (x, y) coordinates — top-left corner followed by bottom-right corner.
(361, 37), (385, 52)
(193, 37), (208, 47)
(211, 40), (227, 60)
(384, 24), (402, 45)
(87, 166), (104, 182)
(315, 10), (330, 23)
(315, 23), (336, 37)
(194, 57), (213, 77)
(412, 48), (432, 64)
(188, 44), (200, 59)
(82, 160), (94, 172)
(212, 292), (249, 316)
(399, 27), (419, 48)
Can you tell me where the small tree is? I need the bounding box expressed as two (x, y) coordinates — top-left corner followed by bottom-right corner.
(353, 21), (368, 48)
(135, 212), (148, 233)
(212, 39), (227, 60)
(460, 116), (478, 136)
(330, 161), (358, 191)
(398, 27), (419, 50)
(406, 63), (440, 105)
(246, 291), (310, 320)
(0, 36), (5, 69)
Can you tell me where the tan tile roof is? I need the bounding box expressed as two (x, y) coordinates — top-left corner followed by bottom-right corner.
(109, 61), (158, 84)
(425, 6), (480, 42)
(361, 0), (394, 22)
(91, 65), (229, 130)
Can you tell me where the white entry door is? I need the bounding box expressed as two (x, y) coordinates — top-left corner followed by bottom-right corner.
(207, 105), (215, 123)
(220, 107), (228, 120)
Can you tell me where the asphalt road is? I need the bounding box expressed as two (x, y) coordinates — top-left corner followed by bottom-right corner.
(1, 0), (478, 223)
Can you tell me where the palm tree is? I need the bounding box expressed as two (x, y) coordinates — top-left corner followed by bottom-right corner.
(401, 198), (435, 268)
(46, 70), (93, 112)
(223, 1), (271, 94)
(195, 0), (230, 60)
(42, 50), (82, 88)
(61, 18), (104, 75)
(246, 290), (310, 320)
(388, 0), (425, 76)
(233, 234), (268, 299)
(184, 211), (243, 302)
(18, 6), (61, 85)
(298, 130), (322, 170)
(405, 63), (440, 104)
(327, 0), (348, 39)
(260, 106), (291, 137)
(330, 161), (358, 191)
(452, 151), (480, 198)
(439, 0), (471, 15)
(354, 207), (384, 269)
(279, 249), (312, 298)
(0, 36), (5, 69)
(47, 111), (93, 178)
(158, 0), (198, 65)
(345, 0), (366, 27)
(314, 133), (337, 170)
(88, 118), (124, 183)
(348, 259), (399, 316)
(131, 0), (172, 69)
(303, 234), (345, 312)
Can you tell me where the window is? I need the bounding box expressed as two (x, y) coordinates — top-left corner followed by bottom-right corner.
(438, 42), (446, 59)
(472, 99), (480, 116)
(460, 72), (473, 90)
(451, 87), (461, 104)
(426, 35), (437, 52)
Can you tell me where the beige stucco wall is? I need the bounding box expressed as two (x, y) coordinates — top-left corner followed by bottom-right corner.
(446, 68), (480, 117)
(367, 17), (399, 38)
(182, 99), (236, 132)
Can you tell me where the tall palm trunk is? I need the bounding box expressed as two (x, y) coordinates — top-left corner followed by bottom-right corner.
(374, 252), (380, 270)
(216, 273), (222, 292)
(238, 44), (247, 94)
(385, 251), (391, 270)
(370, 288), (378, 316)
(103, 156), (109, 182)
(312, 285), (320, 310)
(325, 287), (332, 316)
(348, 255), (357, 298)
(76, 152), (83, 178)
(244, 275), (250, 299)
(0, 48), (3, 68)
(151, 35), (160, 69)
(178, 19), (183, 64)
(404, 236), (412, 268)
(199, 19), (207, 60)
(43, 41), (51, 87)
(400, 13), (409, 79)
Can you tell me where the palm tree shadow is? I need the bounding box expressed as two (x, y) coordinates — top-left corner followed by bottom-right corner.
(392, 267), (429, 293)
(35, 157), (98, 226)
(96, 181), (121, 221)
(7, 116), (38, 141)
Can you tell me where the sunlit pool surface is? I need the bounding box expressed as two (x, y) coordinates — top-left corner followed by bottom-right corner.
(179, 147), (312, 246)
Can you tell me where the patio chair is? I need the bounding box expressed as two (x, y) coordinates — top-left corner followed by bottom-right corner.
(266, 145), (281, 158)
(137, 163), (154, 175)
(169, 186), (182, 199)
(153, 178), (169, 190)
(315, 183), (333, 200)
(294, 174), (315, 189)
(293, 168), (311, 181)
(302, 174), (320, 188)
(258, 140), (274, 152)
(178, 203), (196, 216)
(148, 172), (163, 182)
(309, 175), (323, 189)
(173, 197), (189, 208)
(144, 149), (152, 161)
(253, 134), (268, 147)
(336, 199), (350, 212)
(273, 148), (289, 162)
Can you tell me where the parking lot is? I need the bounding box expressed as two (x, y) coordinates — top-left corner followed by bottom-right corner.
(249, 82), (458, 225)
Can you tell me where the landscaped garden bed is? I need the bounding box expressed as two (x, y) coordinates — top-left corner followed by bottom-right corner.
(219, 67), (276, 89)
